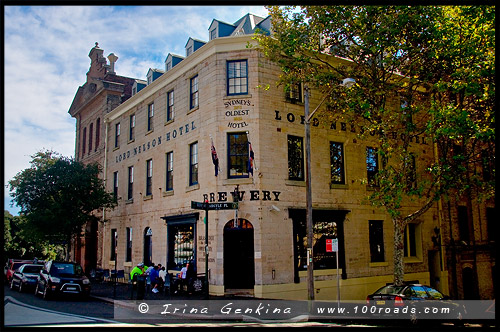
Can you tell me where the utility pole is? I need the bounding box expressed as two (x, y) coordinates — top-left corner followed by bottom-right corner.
(304, 84), (314, 301)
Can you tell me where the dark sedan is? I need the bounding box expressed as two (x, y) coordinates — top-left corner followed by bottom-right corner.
(35, 261), (91, 300)
(10, 264), (44, 292)
(366, 283), (465, 324)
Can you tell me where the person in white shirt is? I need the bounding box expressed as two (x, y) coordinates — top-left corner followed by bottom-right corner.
(159, 266), (166, 282)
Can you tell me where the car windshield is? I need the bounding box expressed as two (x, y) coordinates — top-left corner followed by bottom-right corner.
(374, 285), (406, 295)
(50, 263), (84, 277)
(411, 285), (430, 298)
(13, 262), (26, 270)
(22, 265), (43, 274)
(425, 286), (445, 299)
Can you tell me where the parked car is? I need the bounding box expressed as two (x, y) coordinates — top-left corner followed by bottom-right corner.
(5, 259), (32, 284)
(10, 264), (44, 292)
(35, 261), (91, 300)
(366, 283), (465, 325)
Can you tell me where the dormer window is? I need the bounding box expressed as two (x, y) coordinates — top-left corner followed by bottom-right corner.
(186, 46), (193, 56)
(166, 62), (171, 71)
(148, 75), (153, 85)
(210, 28), (217, 40)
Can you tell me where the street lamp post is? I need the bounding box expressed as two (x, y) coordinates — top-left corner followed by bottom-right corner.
(303, 78), (355, 301)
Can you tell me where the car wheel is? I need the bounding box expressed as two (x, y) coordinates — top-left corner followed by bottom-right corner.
(42, 284), (50, 300)
(18, 281), (23, 293)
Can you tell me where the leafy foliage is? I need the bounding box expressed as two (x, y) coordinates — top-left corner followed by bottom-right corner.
(4, 210), (64, 260)
(8, 150), (117, 258)
(254, 6), (494, 285)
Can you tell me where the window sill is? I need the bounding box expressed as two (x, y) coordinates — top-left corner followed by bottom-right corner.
(369, 262), (389, 267)
(186, 183), (200, 192)
(187, 106), (199, 115)
(125, 199), (134, 204)
(145, 129), (154, 136)
(223, 178), (253, 186)
(143, 194), (153, 201)
(164, 119), (174, 126)
(286, 179), (305, 187)
(404, 257), (423, 264)
(163, 190), (174, 197)
(123, 261), (132, 267)
(128, 139), (135, 144)
(285, 99), (304, 106)
(223, 94), (252, 100)
(331, 183), (348, 190)
(113, 146), (120, 152)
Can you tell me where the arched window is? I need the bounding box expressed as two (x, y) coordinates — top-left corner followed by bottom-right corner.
(144, 227), (152, 266)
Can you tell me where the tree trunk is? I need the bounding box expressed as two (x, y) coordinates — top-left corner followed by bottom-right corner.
(393, 218), (405, 286)
(66, 235), (72, 261)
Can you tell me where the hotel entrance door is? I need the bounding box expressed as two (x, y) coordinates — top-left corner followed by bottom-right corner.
(223, 219), (254, 290)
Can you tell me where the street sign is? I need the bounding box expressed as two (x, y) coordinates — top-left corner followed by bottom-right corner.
(326, 238), (338, 252)
(191, 201), (238, 210)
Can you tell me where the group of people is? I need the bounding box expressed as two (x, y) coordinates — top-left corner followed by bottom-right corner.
(130, 262), (167, 294)
(129, 261), (196, 296)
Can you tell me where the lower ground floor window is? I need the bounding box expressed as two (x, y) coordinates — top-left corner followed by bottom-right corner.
(290, 209), (347, 282)
(163, 214), (198, 272)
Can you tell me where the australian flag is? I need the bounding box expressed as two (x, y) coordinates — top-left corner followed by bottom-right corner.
(248, 142), (254, 176)
(211, 141), (219, 176)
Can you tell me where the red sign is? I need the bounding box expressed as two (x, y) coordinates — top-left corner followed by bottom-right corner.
(326, 238), (338, 252)
(326, 239), (333, 253)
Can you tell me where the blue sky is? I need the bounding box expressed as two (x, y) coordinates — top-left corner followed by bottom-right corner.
(3, 5), (270, 215)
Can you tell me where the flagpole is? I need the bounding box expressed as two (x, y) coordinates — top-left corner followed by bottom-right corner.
(246, 131), (255, 183)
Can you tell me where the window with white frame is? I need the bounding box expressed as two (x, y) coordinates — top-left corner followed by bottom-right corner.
(189, 142), (198, 186)
(227, 60), (248, 95)
(147, 103), (154, 132)
(146, 159), (153, 196)
(166, 151), (174, 191)
(167, 90), (174, 122)
(127, 166), (134, 200)
(190, 76), (199, 109)
(129, 114), (135, 141)
(114, 123), (120, 148)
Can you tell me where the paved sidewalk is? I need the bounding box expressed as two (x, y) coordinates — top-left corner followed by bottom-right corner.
(90, 280), (211, 303)
(89, 280), (255, 305)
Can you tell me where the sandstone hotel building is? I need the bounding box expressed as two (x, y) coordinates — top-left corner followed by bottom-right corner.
(69, 13), (495, 300)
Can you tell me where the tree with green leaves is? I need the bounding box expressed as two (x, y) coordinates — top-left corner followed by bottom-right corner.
(8, 150), (117, 260)
(4, 210), (65, 261)
(254, 5), (494, 286)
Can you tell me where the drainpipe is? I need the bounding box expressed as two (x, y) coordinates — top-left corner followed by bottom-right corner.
(101, 118), (109, 268)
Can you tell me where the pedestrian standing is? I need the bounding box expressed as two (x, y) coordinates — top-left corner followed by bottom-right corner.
(145, 263), (154, 293)
(158, 266), (166, 291)
(130, 263), (146, 300)
(150, 265), (160, 293)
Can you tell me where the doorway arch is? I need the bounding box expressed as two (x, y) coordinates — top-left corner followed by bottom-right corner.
(223, 219), (254, 289)
(144, 227), (152, 266)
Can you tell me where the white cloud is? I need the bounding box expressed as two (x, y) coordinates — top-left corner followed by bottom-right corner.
(4, 5), (268, 215)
